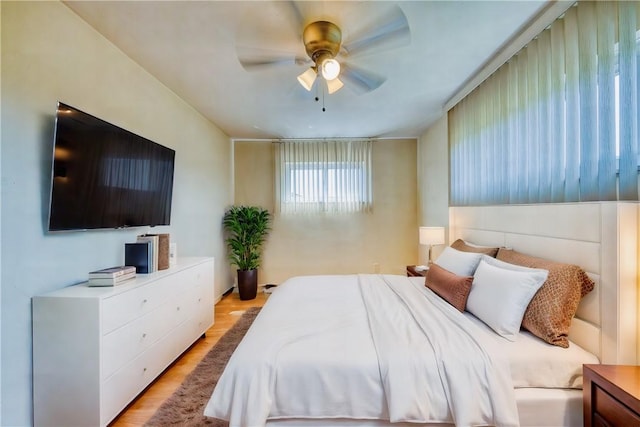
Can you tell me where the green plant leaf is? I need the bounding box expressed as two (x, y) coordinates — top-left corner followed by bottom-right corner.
(222, 205), (271, 270)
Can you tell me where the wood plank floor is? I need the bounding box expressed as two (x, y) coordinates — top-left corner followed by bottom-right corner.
(109, 290), (269, 427)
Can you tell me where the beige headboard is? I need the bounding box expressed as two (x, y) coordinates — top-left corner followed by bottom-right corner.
(449, 202), (638, 364)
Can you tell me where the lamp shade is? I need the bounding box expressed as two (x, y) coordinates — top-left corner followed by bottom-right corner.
(326, 77), (344, 94)
(297, 68), (317, 91)
(419, 226), (445, 246)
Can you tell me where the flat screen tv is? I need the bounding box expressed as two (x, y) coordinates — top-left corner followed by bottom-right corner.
(48, 102), (175, 231)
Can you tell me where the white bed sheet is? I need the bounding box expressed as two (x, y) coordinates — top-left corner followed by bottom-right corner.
(468, 314), (599, 388)
(265, 388), (584, 427)
(206, 275), (596, 427)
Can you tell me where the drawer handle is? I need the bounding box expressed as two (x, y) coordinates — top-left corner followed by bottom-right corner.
(142, 333), (147, 339)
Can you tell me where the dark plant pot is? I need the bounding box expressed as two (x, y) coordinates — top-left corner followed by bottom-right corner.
(237, 269), (258, 300)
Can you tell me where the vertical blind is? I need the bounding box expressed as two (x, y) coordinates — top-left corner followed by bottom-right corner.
(449, 1), (640, 206)
(274, 139), (373, 214)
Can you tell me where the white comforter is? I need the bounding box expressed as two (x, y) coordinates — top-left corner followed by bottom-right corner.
(204, 274), (519, 427)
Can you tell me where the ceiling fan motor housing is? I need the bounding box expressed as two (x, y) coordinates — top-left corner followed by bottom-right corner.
(303, 21), (342, 63)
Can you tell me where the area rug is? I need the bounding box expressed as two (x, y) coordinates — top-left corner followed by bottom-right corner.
(145, 307), (261, 426)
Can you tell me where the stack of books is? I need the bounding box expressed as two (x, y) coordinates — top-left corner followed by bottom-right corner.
(125, 233), (170, 274)
(87, 266), (136, 287)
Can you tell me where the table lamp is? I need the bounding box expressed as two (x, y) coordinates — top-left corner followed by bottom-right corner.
(419, 226), (445, 265)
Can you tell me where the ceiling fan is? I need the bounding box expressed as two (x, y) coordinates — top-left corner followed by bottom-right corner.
(237, 3), (411, 95)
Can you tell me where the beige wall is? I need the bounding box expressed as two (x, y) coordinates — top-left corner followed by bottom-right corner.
(1, 2), (232, 424)
(234, 141), (275, 210)
(417, 114), (450, 261)
(233, 139), (419, 285)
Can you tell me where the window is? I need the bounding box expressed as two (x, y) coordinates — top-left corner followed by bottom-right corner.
(275, 140), (372, 214)
(449, 1), (640, 205)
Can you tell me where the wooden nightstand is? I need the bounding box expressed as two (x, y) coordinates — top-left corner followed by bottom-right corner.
(583, 364), (640, 427)
(406, 265), (429, 277)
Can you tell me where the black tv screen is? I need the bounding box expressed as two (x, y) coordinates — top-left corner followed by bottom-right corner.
(48, 102), (175, 231)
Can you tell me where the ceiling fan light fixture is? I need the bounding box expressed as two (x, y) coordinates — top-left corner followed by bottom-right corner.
(321, 58), (341, 81)
(326, 77), (344, 94)
(297, 67), (317, 91)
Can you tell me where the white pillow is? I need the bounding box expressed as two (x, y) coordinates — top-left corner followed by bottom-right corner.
(480, 254), (535, 272)
(434, 246), (483, 276)
(466, 259), (548, 341)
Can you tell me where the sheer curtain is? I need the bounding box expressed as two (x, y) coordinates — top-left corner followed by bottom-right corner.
(449, 1), (640, 206)
(274, 139), (373, 214)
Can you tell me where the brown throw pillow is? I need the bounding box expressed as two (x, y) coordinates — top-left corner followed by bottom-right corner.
(496, 248), (595, 348)
(450, 239), (499, 258)
(425, 264), (473, 312)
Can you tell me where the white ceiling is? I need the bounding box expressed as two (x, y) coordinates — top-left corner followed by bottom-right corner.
(64, 1), (548, 140)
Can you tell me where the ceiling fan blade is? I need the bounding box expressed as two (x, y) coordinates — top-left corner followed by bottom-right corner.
(341, 64), (386, 94)
(239, 56), (299, 70)
(285, 1), (306, 38)
(342, 5), (410, 57)
(237, 46), (308, 71)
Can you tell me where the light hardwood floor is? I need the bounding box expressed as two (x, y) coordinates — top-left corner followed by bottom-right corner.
(110, 290), (269, 427)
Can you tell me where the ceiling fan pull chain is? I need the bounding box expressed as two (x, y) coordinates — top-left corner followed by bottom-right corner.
(313, 83), (326, 112)
(322, 87), (326, 112)
(315, 79), (320, 103)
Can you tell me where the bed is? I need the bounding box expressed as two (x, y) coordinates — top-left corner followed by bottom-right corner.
(204, 203), (637, 426)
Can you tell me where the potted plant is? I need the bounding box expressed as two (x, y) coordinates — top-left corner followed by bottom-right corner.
(222, 205), (271, 300)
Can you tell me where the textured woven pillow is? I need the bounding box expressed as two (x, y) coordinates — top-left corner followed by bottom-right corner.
(496, 248), (595, 348)
(450, 239), (499, 258)
(425, 264), (473, 312)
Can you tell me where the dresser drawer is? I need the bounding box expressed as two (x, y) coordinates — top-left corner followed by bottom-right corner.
(101, 349), (155, 426)
(593, 385), (640, 426)
(101, 298), (179, 379)
(101, 275), (175, 333)
(102, 315), (205, 424)
(101, 278), (201, 379)
(189, 261), (213, 286)
(194, 284), (214, 331)
(194, 306), (214, 336)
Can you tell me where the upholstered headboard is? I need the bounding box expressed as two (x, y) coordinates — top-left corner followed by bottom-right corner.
(449, 202), (638, 364)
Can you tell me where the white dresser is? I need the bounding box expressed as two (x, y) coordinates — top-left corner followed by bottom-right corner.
(32, 257), (215, 427)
